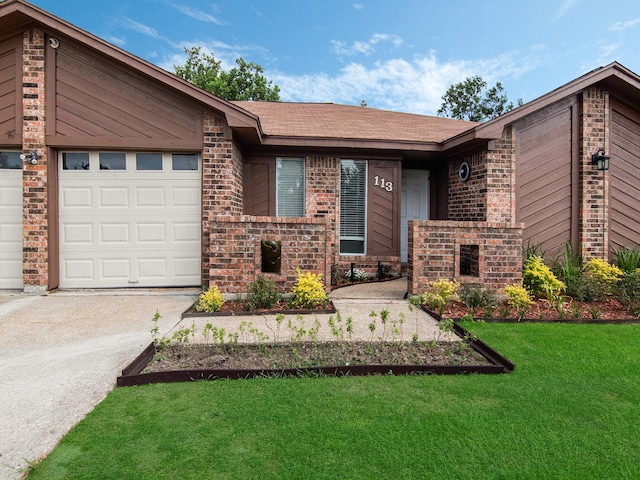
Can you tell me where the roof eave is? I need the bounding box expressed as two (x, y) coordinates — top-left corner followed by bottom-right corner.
(1, 0), (262, 135)
(465, 62), (640, 142)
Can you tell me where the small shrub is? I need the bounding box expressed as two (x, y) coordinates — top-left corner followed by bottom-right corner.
(552, 243), (583, 288)
(195, 285), (224, 312)
(247, 275), (279, 310)
(503, 284), (534, 320)
(459, 283), (496, 317)
(342, 267), (368, 282)
(584, 258), (622, 295)
(523, 255), (565, 297)
(613, 246), (640, 274)
(290, 269), (327, 309)
(612, 271), (640, 315)
(422, 279), (460, 316)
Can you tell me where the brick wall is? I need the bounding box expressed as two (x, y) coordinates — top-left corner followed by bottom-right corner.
(580, 87), (609, 260)
(22, 29), (48, 293)
(407, 220), (523, 295)
(209, 215), (329, 293)
(448, 127), (516, 225)
(448, 151), (487, 221)
(202, 112), (243, 285)
(486, 126), (516, 224)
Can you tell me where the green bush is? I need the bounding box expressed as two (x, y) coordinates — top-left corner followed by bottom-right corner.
(459, 283), (496, 316)
(612, 271), (640, 316)
(195, 285), (224, 313)
(289, 269), (328, 309)
(613, 246), (640, 274)
(523, 255), (565, 297)
(247, 274), (279, 310)
(503, 284), (534, 320)
(584, 258), (622, 295)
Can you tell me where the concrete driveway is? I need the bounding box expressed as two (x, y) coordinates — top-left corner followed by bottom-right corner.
(0, 290), (196, 479)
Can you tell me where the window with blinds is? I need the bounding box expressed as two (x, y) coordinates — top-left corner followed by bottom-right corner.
(340, 159), (366, 254)
(276, 158), (305, 217)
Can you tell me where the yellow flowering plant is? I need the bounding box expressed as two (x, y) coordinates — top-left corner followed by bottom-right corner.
(195, 285), (224, 313)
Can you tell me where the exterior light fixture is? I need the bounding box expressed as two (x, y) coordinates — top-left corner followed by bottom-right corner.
(591, 149), (610, 171)
(20, 151), (39, 165)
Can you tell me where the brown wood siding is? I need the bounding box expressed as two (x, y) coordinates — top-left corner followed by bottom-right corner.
(610, 98), (640, 254)
(48, 40), (203, 149)
(367, 160), (400, 256)
(243, 159), (274, 216)
(516, 104), (574, 258)
(0, 36), (21, 145)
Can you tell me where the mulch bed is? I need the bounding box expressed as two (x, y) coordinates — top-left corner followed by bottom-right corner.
(436, 297), (640, 323)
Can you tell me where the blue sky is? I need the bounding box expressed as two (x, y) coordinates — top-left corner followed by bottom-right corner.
(25, 0), (640, 115)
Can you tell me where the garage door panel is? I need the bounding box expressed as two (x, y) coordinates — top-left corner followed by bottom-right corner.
(0, 185), (21, 206)
(59, 151), (201, 288)
(62, 223), (93, 244)
(136, 187), (165, 207)
(137, 223), (166, 243)
(173, 222), (200, 242)
(62, 187), (92, 208)
(138, 258), (167, 279)
(0, 222), (21, 242)
(99, 187), (128, 207)
(173, 187), (199, 206)
(101, 258), (130, 279)
(62, 258), (94, 280)
(100, 223), (129, 243)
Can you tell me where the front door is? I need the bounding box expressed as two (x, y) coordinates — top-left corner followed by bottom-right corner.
(401, 169), (430, 262)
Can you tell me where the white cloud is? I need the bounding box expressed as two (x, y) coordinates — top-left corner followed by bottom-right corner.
(270, 51), (536, 115)
(332, 34), (403, 57)
(171, 4), (226, 25)
(551, 0), (578, 22)
(106, 36), (127, 47)
(122, 17), (163, 40)
(611, 18), (640, 32)
(353, 4), (364, 10)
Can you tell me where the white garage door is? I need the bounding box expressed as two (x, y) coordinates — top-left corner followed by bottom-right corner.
(59, 151), (201, 288)
(0, 152), (23, 289)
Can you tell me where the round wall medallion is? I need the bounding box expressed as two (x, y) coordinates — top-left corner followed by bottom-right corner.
(459, 161), (470, 182)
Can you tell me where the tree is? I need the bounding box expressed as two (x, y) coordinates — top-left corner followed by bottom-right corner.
(174, 46), (281, 102)
(437, 76), (522, 122)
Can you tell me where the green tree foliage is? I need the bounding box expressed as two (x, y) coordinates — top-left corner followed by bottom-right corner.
(437, 76), (522, 122)
(174, 46), (281, 102)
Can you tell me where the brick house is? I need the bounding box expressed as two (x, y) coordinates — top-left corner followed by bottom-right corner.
(1, 0), (640, 295)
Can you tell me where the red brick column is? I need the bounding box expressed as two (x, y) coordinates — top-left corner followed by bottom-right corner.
(580, 87), (609, 260)
(486, 126), (516, 225)
(22, 29), (48, 294)
(201, 112), (243, 286)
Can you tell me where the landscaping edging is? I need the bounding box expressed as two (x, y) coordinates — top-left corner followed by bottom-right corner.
(117, 323), (514, 387)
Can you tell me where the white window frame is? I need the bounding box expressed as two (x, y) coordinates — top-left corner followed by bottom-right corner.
(339, 159), (367, 255)
(276, 157), (305, 217)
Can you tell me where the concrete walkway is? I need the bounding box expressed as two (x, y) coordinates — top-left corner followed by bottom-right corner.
(169, 278), (451, 345)
(0, 278), (446, 479)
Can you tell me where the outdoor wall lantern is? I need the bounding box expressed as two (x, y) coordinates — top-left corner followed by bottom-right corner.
(20, 151), (39, 165)
(591, 149), (610, 171)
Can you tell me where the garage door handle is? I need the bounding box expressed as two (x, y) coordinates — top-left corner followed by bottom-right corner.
(128, 280), (140, 284)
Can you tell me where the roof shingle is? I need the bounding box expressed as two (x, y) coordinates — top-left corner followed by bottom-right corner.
(232, 101), (477, 144)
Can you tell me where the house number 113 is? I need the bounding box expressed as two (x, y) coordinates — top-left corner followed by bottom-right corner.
(373, 175), (393, 192)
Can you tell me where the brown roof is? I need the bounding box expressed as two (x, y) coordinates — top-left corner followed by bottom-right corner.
(232, 101), (476, 144)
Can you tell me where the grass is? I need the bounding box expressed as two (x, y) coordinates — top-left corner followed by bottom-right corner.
(29, 323), (640, 479)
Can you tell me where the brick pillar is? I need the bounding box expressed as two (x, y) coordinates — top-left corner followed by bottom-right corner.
(486, 126), (516, 225)
(580, 87), (609, 260)
(202, 112), (242, 286)
(22, 29), (48, 294)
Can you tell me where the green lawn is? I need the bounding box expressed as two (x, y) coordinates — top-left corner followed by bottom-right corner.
(29, 323), (640, 479)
